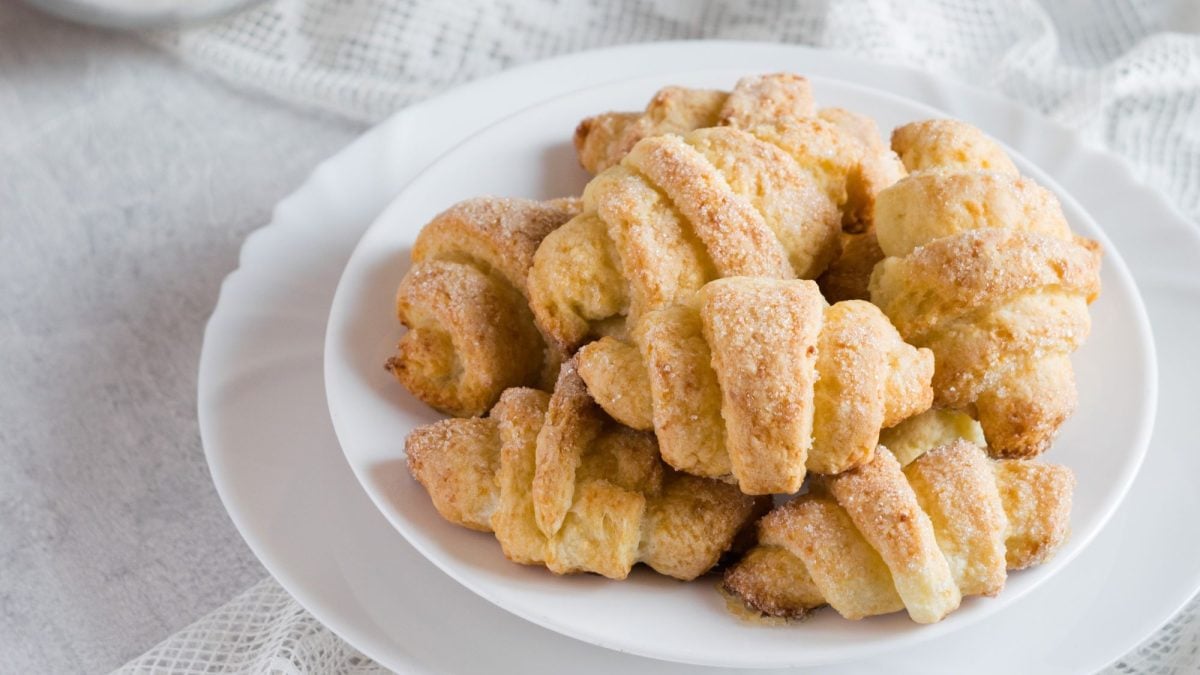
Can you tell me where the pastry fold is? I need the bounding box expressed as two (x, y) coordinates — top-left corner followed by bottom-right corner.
(574, 73), (906, 233)
(723, 438), (1074, 623)
(533, 74), (913, 352)
(386, 197), (579, 416)
(869, 119), (1103, 457)
(532, 125), (841, 351)
(405, 359), (766, 580)
(576, 277), (934, 494)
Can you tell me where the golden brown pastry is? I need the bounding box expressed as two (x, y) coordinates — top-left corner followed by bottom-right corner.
(869, 119), (1103, 457)
(890, 118), (1019, 176)
(405, 359), (765, 580)
(723, 438), (1074, 623)
(574, 73), (905, 233)
(386, 197), (580, 417)
(574, 73), (815, 175)
(531, 125), (843, 351)
(815, 120), (1024, 303)
(575, 277), (934, 494)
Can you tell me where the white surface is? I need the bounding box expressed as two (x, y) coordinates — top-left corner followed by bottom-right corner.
(0, 3), (361, 672)
(323, 68), (1156, 668)
(184, 43), (1200, 674)
(23, 0), (265, 29)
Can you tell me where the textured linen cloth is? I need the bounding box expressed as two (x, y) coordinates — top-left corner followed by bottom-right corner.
(121, 0), (1200, 672)
(149, 0), (1200, 220)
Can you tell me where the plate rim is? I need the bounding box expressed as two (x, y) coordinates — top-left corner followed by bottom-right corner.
(199, 39), (1193, 675)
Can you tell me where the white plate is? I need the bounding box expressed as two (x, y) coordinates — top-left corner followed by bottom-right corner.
(200, 42), (1199, 674)
(23, 0), (264, 28)
(322, 70), (1155, 668)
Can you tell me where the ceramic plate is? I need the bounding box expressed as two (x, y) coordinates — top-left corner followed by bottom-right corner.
(323, 69), (1154, 667)
(200, 42), (1196, 674)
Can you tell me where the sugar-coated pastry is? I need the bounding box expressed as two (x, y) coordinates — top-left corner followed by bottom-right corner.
(405, 360), (765, 580)
(878, 407), (986, 466)
(723, 439), (1074, 623)
(575, 74), (906, 234)
(869, 119), (1102, 457)
(890, 118), (1019, 176)
(386, 197), (579, 417)
(574, 73), (815, 175)
(531, 125), (843, 351)
(576, 277), (934, 494)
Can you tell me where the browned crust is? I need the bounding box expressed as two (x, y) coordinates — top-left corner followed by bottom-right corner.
(405, 377), (759, 581)
(391, 197), (579, 416)
(405, 417), (500, 532)
(829, 449), (961, 623)
(531, 360), (602, 537)
(994, 460), (1075, 568)
(808, 301), (889, 475)
(870, 228), (1102, 342)
(722, 545), (824, 619)
(903, 440), (1007, 597)
(413, 197), (582, 295)
(574, 74), (814, 175)
(625, 133), (794, 279)
(391, 259), (543, 417)
(817, 230), (885, 303)
(874, 171), (1071, 258)
(641, 473), (766, 580)
(719, 73), (815, 128)
(490, 388), (552, 565)
(891, 119), (1019, 176)
(576, 337), (654, 431)
(588, 164), (714, 319)
(684, 127), (841, 280)
(581, 279), (931, 492)
(723, 440), (1075, 622)
(868, 119), (1103, 459)
(575, 87), (726, 174)
(527, 211), (631, 352)
(700, 278), (823, 495)
(636, 303), (732, 480)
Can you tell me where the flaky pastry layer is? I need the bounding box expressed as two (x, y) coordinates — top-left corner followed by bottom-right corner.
(406, 360), (765, 580)
(576, 277), (934, 494)
(387, 197), (579, 416)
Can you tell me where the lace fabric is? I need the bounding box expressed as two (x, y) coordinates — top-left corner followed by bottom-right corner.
(149, 0), (1200, 220)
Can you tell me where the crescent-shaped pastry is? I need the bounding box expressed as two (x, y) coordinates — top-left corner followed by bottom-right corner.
(405, 359), (766, 580)
(576, 277), (934, 494)
(574, 73), (906, 233)
(531, 125), (842, 351)
(386, 197), (579, 417)
(869, 119), (1102, 457)
(723, 438), (1074, 623)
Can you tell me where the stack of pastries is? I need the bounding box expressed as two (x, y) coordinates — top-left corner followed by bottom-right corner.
(384, 73), (1101, 625)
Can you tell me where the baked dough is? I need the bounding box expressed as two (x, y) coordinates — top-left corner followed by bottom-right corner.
(575, 73), (905, 233)
(723, 439), (1074, 623)
(531, 124), (843, 351)
(386, 197), (579, 416)
(576, 278), (934, 494)
(405, 359), (766, 580)
(575, 73), (816, 174)
(869, 119), (1102, 457)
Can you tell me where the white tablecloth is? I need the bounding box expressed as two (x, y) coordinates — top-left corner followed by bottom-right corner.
(0, 4), (359, 671)
(0, 1), (1196, 673)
